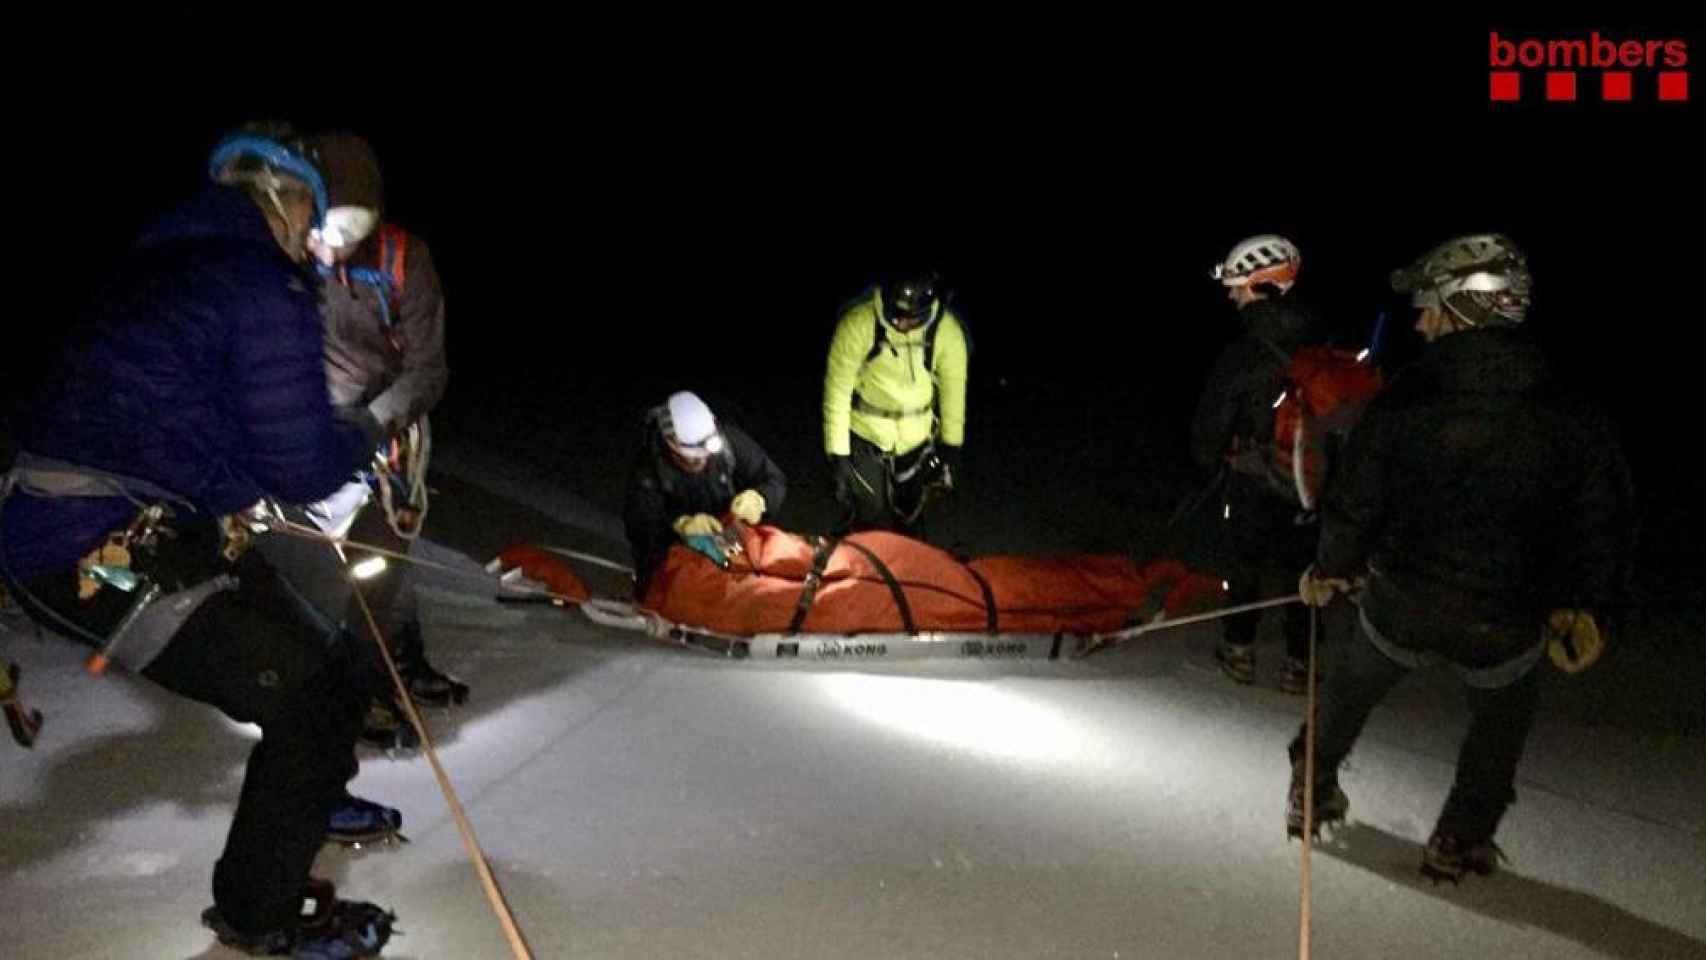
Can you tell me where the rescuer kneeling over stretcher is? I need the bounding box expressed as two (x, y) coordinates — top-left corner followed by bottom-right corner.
(623, 392), (788, 598)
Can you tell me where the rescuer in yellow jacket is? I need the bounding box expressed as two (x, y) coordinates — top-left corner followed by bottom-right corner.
(823, 270), (969, 537)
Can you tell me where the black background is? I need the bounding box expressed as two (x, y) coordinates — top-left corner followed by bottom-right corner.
(5, 19), (1701, 571)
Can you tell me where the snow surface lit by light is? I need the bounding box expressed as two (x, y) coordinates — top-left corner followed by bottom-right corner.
(819, 673), (1095, 766)
(2, 441), (1702, 959)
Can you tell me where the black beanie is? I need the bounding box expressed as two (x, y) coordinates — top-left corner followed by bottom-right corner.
(310, 132), (384, 213)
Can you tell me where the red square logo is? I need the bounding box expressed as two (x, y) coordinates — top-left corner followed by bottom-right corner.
(1602, 72), (1633, 101)
(1490, 72), (1521, 101)
(1659, 71), (1689, 101)
(1546, 71), (1577, 101)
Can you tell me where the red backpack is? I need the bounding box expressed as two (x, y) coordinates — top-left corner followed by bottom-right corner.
(1257, 340), (1383, 510)
(373, 224), (408, 331)
(329, 224), (409, 332)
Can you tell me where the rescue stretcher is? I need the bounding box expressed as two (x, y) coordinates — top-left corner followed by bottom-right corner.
(490, 522), (1234, 664)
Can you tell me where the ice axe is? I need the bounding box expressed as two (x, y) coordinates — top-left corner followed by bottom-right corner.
(2, 661), (43, 748)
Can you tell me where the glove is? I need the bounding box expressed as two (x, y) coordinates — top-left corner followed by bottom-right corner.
(829, 455), (856, 508)
(335, 404), (388, 449)
(1298, 565), (1354, 608)
(729, 489), (766, 526)
(672, 514), (723, 537)
(1545, 609), (1603, 674)
(936, 444), (963, 491)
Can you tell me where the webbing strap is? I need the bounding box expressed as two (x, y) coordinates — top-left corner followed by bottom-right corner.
(962, 563), (998, 634)
(786, 536), (841, 634)
(839, 539), (916, 636)
(854, 393), (933, 420)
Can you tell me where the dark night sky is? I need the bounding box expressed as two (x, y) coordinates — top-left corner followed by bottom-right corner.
(7, 20), (1703, 564)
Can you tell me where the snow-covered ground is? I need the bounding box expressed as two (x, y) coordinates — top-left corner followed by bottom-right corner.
(3, 440), (1702, 959)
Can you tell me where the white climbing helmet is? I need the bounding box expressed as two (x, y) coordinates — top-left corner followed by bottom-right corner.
(660, 391), (725, 465)
(1211, 234), (1302, 293)
(1391, 233), (1532, 327)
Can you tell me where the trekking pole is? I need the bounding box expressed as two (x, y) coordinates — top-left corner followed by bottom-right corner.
(1366, 310), (1389, 364)
(84, 581), (163, 676)
(1077, 594), (1301, 657)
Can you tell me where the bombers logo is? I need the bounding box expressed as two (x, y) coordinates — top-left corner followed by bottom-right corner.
(1489, 31), (1689, 102)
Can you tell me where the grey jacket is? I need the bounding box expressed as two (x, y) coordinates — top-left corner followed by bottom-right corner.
(321, 227), (448, 432)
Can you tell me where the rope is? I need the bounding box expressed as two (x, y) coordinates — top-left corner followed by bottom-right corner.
(1081, 594), (1302, 654)
(540, 546), (636, 577)
(344, 546), (534, 959)
(262, 515), (565, 603)
(375, 418), (431, 541)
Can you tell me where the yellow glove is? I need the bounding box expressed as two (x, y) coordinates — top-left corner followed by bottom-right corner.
(1298, 566), (1354, 608)
(729, 490), (766, 526)
(672, 514), (723, 537)
(1545, 609), (1603, 674)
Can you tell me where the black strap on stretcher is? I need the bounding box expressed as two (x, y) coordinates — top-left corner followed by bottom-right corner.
(962, 563), (999, 634)
(783, 535), (999, 637)
(786, 536), (840, 634)
(837, 539), (917, 636)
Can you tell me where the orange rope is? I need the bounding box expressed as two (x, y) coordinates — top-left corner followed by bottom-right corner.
(343, 548), (535, 959)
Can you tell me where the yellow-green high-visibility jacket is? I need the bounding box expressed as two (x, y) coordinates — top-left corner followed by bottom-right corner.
(822, 288), (969, 457)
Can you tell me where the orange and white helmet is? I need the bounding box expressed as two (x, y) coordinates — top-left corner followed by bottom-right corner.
(657, 391), (725, 470)
(1211, 235), (1302, 293)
